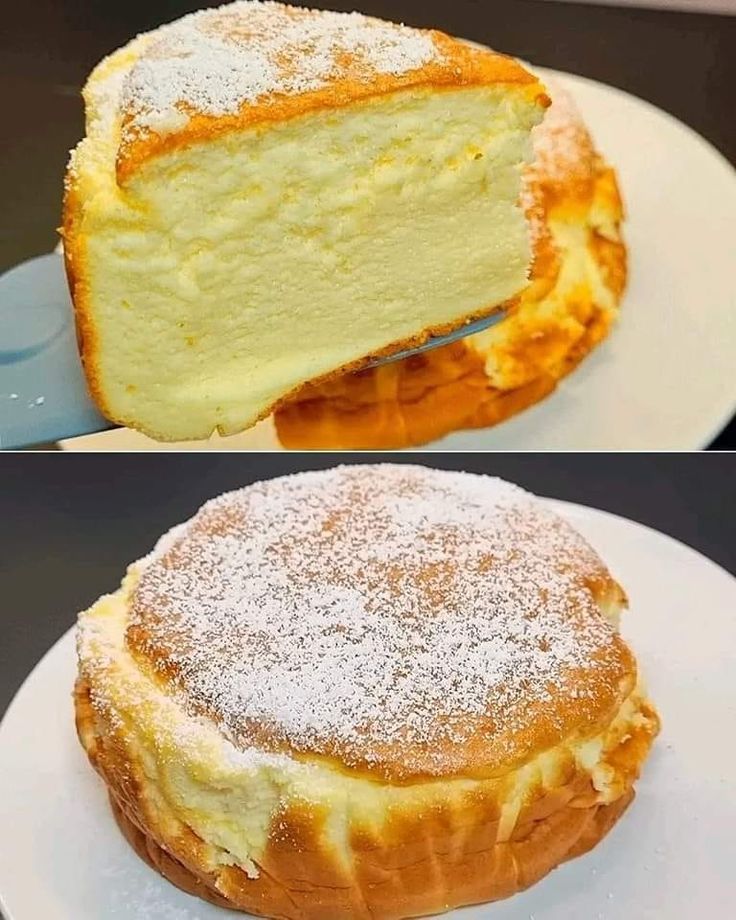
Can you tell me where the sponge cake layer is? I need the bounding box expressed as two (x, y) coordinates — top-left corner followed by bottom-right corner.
(63, 2), (547, 441)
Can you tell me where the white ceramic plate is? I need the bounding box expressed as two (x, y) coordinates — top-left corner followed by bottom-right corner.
(59, 67), (736, 452)
(1, 500), (735, 918)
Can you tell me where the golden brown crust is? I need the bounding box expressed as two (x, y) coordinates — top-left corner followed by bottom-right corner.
(122, 467), (636, 781)
(81, 669), (655, 920)
(111, 790), (636, 919)
(118, 30), (546, 183)
(104, 4), (547, 182)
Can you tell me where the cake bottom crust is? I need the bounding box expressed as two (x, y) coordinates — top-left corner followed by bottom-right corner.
(110, 786), (635, 919)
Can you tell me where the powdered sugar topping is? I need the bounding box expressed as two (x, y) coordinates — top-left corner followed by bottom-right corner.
(120, 1), (440, 135)
(519, 77), (593, 246)
(526, 76), (592, 185)
(126, 465), (624, 776)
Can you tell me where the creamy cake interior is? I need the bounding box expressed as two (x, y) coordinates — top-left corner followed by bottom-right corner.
(63, 2), (547, 440)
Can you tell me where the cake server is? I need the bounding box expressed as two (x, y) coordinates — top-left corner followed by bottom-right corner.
(0, 253), (508, 449)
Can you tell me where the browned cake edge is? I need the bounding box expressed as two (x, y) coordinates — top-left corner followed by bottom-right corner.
(75, 675), (659, 920)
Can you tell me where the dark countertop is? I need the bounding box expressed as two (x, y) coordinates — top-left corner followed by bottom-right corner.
(3, 0), (735, 445)
(1, 451), (734, 718)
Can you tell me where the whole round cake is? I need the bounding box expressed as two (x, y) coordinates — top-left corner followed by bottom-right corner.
(75, 465), (658, 918)
(274, 79), (627, 449)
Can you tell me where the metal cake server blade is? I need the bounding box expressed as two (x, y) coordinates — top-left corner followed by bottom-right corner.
(0, 253), (507, 449)
(361, 309), (507, 370)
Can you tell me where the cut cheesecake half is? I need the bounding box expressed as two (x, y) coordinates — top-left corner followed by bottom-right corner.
(62, 1), (548, 441)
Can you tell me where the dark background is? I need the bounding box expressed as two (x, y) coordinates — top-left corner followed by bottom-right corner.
(2, 0), (735, 447)
(1, 451), (734, 718)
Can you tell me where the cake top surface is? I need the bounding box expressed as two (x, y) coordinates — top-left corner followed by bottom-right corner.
(76, 1), (543, 181)
(125, 464), (633, 780)
(121, 1), (441, 134)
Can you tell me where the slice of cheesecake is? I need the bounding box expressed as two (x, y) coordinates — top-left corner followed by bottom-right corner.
(63, 1), (548, 441)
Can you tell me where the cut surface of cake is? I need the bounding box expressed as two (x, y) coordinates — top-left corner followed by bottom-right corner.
(275, 78), (627, 449)
(63, 1), (548, 441)
(75, 464), (659, 919)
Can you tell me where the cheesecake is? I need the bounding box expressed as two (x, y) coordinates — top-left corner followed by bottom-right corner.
(62, 1), (548, 441)
(75, 464), (659, 918)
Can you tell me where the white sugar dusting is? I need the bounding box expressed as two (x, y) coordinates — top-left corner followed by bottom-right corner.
(128, 464), (621, 773)
(120, 1), (440, 135)
(78, 608), (304, 777)
(526, 77), (592, 185)
(520, 78), (592, 247)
